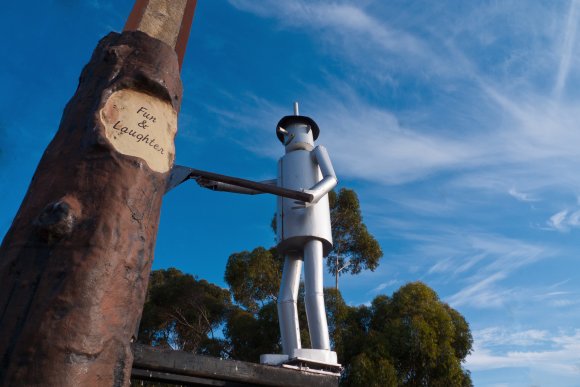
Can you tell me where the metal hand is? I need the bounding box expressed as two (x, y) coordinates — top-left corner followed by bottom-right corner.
(292, 189), (317, 209)
(292, 200), (313, 209)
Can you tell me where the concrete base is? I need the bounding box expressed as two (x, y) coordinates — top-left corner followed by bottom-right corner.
(261, 349), (339, 367)
(260, 354), (289, 365)
(260, 350), (342, 377)
(291, 349), (338, 365)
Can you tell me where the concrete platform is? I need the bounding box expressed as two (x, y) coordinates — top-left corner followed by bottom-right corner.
(261, 350), (342, 376)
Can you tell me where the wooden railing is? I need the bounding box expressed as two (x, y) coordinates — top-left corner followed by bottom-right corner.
(131, 344), (339, 387)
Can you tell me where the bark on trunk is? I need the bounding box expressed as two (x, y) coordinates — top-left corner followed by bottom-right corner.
(0, 30), (182, 386)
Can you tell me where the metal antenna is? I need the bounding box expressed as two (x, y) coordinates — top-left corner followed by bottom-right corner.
(293, 101), (299, 116)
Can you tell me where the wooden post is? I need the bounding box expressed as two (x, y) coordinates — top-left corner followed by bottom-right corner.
(0, 1), (196, 385)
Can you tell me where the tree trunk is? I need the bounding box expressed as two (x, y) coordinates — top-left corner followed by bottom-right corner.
(335, 256), (339, 290)
(0, 30), (182, 386)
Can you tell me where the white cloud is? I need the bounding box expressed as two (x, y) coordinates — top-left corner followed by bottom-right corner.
(316, 96), (481, 185)
(467, 328), (580, 376)
(369, 279), (399, 294)
(508, 187), (539, 202)
(447, 272), (511, 308)
(546, 208), (580, 232)
(548, 210), (570, 231)
(533, 286), (580, 308)
(360, 224), (554, 309)
(213, 3), (580, 384)
(554, 0), (580, 97)
(210, 1), (580, 198)
(428, 257), (454, 274)
(552, 299), (580, 307)
(228, 0), (443, 77)
(475, 327), (550, 347)
(454, 253), (487, 274)
(434, 234), (548, 308)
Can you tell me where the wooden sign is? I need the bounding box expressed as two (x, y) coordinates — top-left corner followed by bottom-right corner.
(100, 90), (177, 173)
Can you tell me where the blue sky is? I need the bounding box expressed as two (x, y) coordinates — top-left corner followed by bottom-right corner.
(1, 1), (580, 385)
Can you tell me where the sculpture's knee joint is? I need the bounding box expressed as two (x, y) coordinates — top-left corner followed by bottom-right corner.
(278, 283), (299, 304)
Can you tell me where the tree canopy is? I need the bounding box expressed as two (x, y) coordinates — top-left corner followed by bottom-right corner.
(137, 268), (231, 356)
(137, 189), (472, 385)
(224, 247), (282, 312)
(328, 188), (383, 289)
(138, 268), (473, 386)
(337, 282), (473, 386)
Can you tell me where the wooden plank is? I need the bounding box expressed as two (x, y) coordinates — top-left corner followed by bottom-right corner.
(131, 344), (339, 387)
(131, 368), (245, 386)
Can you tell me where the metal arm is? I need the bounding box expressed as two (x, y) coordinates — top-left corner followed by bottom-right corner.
(202, 179), (277, 195)
(166, 165), (314, 202)
(306, 146), (338, 204)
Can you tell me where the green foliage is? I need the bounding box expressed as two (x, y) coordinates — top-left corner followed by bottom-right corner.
(339, 282), (473, 386)
(137, 268), (231, 356)
(328, 189), (383, 288)
(224, 247), (283, 312)
(222, 247), (286, 361)
(138, 186), (471, 385)
(323, 288), (350, 350)
(223, 303), (280, 361)
(444, 304), (473, 362)
(138, 268), (473, 386)
(343, 353), (398, 387)
(222, 280), (311, 362)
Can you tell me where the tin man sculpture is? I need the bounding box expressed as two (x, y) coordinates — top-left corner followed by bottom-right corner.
(197, 103), (338, 365)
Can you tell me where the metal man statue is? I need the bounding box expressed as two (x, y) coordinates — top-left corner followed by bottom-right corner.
(198, 103), (338, 365)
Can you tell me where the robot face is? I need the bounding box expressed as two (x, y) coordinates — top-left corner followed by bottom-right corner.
(283, 124), (314, 152)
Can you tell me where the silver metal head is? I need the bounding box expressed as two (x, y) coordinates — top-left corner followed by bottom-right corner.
(284, 123), (314, 152)
(275, 103), (320, 145)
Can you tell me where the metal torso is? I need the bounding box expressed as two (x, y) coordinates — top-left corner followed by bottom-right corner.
(276, 149), (332, 256)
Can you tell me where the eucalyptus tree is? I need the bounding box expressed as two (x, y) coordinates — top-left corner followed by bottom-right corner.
(327, 188), (383, 289)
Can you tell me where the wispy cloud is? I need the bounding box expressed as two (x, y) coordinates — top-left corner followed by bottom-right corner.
(426, 234), (549, 308)
(547, 210), (570, 231)
(508, 187), (539, 202)
(212, 2), (580, 196)
(554, 0), (580, 97)
(468, 328), (580, 376)
(216, 4), (580, 368)
(356, 221), (555, 309)
(228, 0), (445, 79)
(447, 272), (512, 308)
(546, 208), (580, 232)
(475, 327), (551, 347)
(369, 279), (399, 295)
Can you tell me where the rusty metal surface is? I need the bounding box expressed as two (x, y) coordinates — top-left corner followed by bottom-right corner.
(0, 31), (182, 386)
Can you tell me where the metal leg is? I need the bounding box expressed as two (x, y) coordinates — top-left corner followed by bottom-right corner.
(277, 254), (303, 355)
(303, 240), (330, 350)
